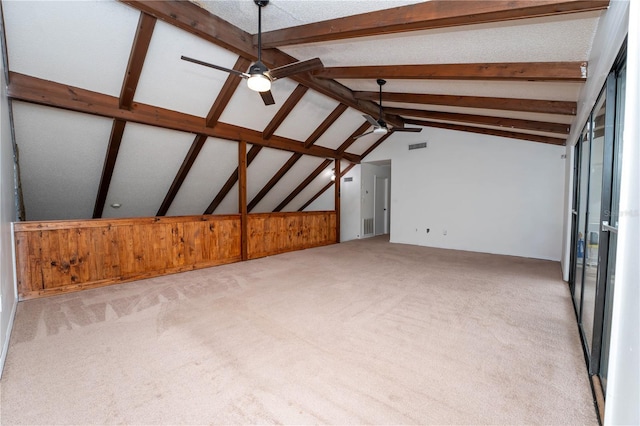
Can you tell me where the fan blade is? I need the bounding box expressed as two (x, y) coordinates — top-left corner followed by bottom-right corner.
(260, 90), (275, 106)
(269, 58), (324, 80)
(354, 130), (374, 139)
(393, 127), (423, 133)
(362, 114), (379, 127)
(181, 56), (249, 78)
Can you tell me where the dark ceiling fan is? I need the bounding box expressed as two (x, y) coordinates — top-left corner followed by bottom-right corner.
(356, 79), (423, 138)
(181, 0), (323, 106)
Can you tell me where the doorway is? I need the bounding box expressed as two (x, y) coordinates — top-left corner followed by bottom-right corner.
(373, 176), (388, 235)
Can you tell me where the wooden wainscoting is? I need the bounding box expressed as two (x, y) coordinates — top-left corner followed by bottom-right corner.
(247, 211), (337, 259)
(14, 215), (242, 299)
(14, 211), (337, 299)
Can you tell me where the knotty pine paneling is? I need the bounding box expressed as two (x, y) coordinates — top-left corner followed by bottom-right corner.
(247, 211), (337, 260)
(14, 215), (241, 299)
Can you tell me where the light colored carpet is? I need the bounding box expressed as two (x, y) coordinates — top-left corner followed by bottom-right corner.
(1, 236), (596, 425)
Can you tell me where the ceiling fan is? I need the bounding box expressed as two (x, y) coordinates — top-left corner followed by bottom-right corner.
(180, 0), (323, 106)
(356, 79), (423, 138)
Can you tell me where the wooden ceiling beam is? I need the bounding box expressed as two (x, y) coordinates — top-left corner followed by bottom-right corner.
(7, 72), (359, 162)
(274, 159), (333, 212)
(204, 145), (262, 215)
(259, 0), (609, 48)
(386, 107), (570, 134)
(120, 12), (156, 109)
(118, 0), (405, 128)
(297, 163), (356, 212)
(119, 0), (254, 58)
(262, 84), (308, 140)
(93, 119), (126, 218)
(304, 104), (348, 148)
(247, 153), (302, 212)
(353, 92), (577, 116)
(404, 118), (566, 145)
(156, 134), (208, 216)
(314, 62), (587, 81)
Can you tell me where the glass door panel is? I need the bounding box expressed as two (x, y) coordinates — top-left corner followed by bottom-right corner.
(582, 95), (606, 353)
(573, 126), (590, 315)
(598, 63), (625, 391)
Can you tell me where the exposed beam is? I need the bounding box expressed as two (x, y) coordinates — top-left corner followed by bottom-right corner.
(359, 132), (395, 160)
(298, 163), (356, 212)
(314, 62), (588, 81)
(156, 134), (208, 216)
(238, 140), (248, 260)
(386, 107), (570, 134)
(93, 119), (126, 219)
(274, 159), (333, 212)
(334, 159), (341, 243)
(262, 84), (308, 140)
(337, 122), (371, 154)
(304, 104), (348, 148)
(119, 0), (254, 57)
(204, 145), (262, 215)
(120, 12), (156, 109)
(247, 153), (302, 212)
(259, 0), (610, 48)
(353, 92), (577, 116)
(205, 56), (252, 127)
(7, 72), (359, 162)
(118, 0), (405, 128)
(404, 118), (566, 145)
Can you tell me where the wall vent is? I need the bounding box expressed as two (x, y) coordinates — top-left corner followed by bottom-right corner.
(363, 218), (374, 235)
(344, 177), (353, 182)
(408, 142), (427, 150)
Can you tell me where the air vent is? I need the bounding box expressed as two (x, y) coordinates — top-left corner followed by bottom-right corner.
(344, 177), (353, 182)
(408, 142), (427, 150)
(363, 218), (374, 235)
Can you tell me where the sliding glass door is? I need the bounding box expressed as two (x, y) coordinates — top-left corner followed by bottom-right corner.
(570, 49), (626, 396)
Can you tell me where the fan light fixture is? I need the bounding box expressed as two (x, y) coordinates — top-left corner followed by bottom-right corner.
(373, 127), (388, 135)
(247, 73), (271, 92)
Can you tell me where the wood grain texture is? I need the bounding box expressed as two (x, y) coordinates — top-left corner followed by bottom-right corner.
(314, 62), (588, 81)
(15, 215), (242, 299)
(15, 211), (339, 299)
(260, 0), (609, 47)
(246, 211), (337, 260)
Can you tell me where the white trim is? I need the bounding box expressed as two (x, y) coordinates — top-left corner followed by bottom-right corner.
(1, 222), (19, 379)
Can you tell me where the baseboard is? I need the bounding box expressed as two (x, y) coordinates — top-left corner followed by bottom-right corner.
(0, 294), (17, 379)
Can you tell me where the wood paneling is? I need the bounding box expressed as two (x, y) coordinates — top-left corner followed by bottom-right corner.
(14, 215), (242, 299)
(15, 212), (338, 299)
(246, 211), (336, 259)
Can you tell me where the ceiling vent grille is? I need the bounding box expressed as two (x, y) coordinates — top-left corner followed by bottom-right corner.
(408, 142), (427, 150)
(344, 177), (353, 182)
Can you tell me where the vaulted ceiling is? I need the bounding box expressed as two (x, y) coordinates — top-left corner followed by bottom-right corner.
(1, 0), (609, 221)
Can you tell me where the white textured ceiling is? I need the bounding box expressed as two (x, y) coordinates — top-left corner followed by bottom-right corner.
(4, 0), (606, 221)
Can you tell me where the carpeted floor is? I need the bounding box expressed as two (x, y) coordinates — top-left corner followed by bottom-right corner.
(0, 236), (596, 425)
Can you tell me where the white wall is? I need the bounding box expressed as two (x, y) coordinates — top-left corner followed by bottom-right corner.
(365, 129), (566, 260)
(561, 0), (630, 279)
(0, 24), (18, 376)
(605, 1), (639, 423)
